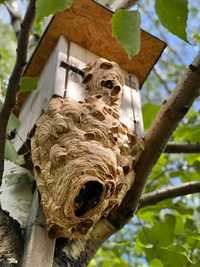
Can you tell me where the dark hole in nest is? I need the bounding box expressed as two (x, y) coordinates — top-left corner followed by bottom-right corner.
(74, 181), (103, 217)
(34, 165), (41, 175)
(101, 80), (113, 89)
(111, 86), (121, 96)
(96, 94), (102, 99)
(123, 165), (130, 176)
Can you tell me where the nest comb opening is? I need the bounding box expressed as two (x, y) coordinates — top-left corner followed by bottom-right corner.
(74, 181), (103, 217)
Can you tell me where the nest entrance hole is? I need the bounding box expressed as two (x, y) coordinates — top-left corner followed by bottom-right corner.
(74, 181), (103, 217)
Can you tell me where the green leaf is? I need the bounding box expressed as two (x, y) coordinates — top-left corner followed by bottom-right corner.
(0, 0), (6, 3)
(190, 235), (200, 241)
(155, 246), (191, 267)
(155, 0), (189, 42)
(112, 9), (141, 57)
(175, 214), (185, 235)
(5, 141), (25, 165)
(142, 103), (160, 130)
(193, 33), (200, 43)
(150, 259), (163, 267)
(7, 113), (20, 131)
(139, 215), (176, 247)
(36, 0), (73, 22)
(174, 124), (200, 142)
(4, 172), (31, 185)
(5, 140), (18, 163)
(20, 77), (38, 92)
(15, 154), (25, 166)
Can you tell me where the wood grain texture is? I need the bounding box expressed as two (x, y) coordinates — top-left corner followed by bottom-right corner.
(21, 191), (55, 267)
(13, 37), (68, 151)
(24, 0), (166, 85)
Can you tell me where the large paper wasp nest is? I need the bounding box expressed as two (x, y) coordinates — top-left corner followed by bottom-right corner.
(31, 58), (143, 239)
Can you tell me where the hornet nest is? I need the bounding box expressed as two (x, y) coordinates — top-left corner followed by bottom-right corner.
(31, 58), (144, 239)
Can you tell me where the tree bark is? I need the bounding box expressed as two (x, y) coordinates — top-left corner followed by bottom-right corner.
(54, 219), (115, 267)
(0, 209), (23, 267)
(4, 0), (21, 37)
(164, 143), (200, 153)
(138, 181), (200, 209)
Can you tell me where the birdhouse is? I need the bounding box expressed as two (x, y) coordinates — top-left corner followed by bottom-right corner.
(13, 0), (165, 240)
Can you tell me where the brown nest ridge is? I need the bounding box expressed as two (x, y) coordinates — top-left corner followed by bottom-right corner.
(31, 58), (144, 239)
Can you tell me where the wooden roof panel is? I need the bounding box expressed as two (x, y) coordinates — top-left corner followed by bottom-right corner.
(25, 0), (166, 86)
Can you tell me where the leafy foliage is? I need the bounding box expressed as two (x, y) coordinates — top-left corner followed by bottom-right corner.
(20, 76), (38, 92)
(0, 21), (16, 93)
(36, 0), (73, 21)
(155, 0), (189, 42)
(142, 103), (160, 130)
(4, 113), (24, 165)
(5, 140), (19, 163)
(112, 10), (141, 57)
(150, 259), (163, 267)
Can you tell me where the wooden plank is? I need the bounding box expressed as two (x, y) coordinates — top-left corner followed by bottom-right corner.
(14, 36), (68, 151)
(65, 42), (97, 100)
(1, 161), (33, 228)
(131, 88), (144, 137)
(120, 85), (135, 130)
(21, 191), (55, 267)
(128, 74), (144, 136)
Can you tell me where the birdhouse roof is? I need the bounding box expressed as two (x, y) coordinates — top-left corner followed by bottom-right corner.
(25, 0), (166, 86)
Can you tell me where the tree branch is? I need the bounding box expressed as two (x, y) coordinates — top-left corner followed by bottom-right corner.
(108, 51), (200, 229)
(153, 68), (171, 94)
(110, 0), (138, 10)
(0, 0), (36, 185)
(4, 1), (21, 37)
(138, 181), (200, 209)
(164, 143), (200, 153)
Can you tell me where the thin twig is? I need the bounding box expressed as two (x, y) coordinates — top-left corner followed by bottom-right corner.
(4, 1), (21, 36)
(110, 0), (138, 10)
(153, 68), (171, 94)
(138, 181), (200, 209)
(164, 143), (200, 154)
(0, 0), (36, 185)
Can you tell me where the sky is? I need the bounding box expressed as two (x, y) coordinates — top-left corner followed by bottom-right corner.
(139, 0), (200, 65)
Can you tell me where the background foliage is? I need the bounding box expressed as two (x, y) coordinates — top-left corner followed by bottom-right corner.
(0, 0), (200, 266)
